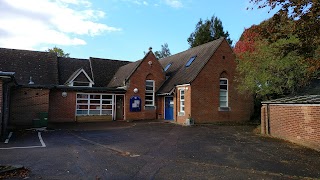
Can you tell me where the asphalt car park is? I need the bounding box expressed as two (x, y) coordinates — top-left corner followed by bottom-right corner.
(1, 122), (320, 179)
(0, 130), (45, 150)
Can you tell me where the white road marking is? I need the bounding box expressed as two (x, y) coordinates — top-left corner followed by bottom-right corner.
(0, 131), (46, 150)
(38, 132), (46, 147)
(0, 146), (45, 150)
(4, 132), (13, 144)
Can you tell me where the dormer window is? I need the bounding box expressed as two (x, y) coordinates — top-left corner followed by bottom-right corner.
(66, 68), (94, 87)
(186, 55), (197, 67)
(164, 63), (172, 71)
(72, 82), (91, 87)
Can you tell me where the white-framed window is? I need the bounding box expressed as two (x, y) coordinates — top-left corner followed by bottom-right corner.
(145, 80), (155, 106)
(219, 78), (228, 107)
(76, 93), (113, 116)
(72, 82), (91, 87)
(180, 89), (185, 112)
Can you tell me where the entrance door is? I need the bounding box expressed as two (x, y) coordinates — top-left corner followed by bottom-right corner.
(164, 96), (174, 120)
(116, 96), (124, 120)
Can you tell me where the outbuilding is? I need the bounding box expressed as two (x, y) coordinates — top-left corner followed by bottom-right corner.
(261, 80), (320, 151)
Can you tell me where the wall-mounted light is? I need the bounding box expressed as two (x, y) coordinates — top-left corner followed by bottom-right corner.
(62, 91), (68, 97)
(133, 88), (138, 93)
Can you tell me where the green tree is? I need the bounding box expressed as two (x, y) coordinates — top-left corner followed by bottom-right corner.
(47, 46), (70, 58)
(248, 0), (320, 56)
(154, 43), (171, 59)
(187, 15), (232, 48)
(236, 37), (309, 100)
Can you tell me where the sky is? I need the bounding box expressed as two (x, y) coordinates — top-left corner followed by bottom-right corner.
(0, 0), (278, 61)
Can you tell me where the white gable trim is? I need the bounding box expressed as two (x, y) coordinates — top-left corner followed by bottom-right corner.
(67, 68), (94, 87)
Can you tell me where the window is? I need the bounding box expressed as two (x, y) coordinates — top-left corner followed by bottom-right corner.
(72, 82), (90, 87)
(68, 69), (93, 87)
(186, 55), (197, 67)
(164, 63), (172, 71)
(180, 89), (185, 112)
(76, 93), (113, 116)
(219, 79), (228, 107)
(145, 80), (155, 106)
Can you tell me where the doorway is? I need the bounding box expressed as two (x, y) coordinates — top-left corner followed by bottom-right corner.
(115, 95), (124, 120)
(164, 96), (174, 120)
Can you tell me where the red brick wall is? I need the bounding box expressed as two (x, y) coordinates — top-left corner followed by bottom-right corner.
(49, 90), (76, 122)
(191, 40), (253, 123)
(125, 52), (166, 121)
(261, 106), (267, 134)
(175, 85), (192, 124)
(261, 104), (320, 151)
(10, 88), (50, 126)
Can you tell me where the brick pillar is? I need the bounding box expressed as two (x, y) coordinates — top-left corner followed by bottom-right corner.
(261, 105), (266, 134)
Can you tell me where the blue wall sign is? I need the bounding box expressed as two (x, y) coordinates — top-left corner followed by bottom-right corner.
(130, 96), (141, 112)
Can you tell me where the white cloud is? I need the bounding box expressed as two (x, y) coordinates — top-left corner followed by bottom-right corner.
(163, 0), (183, 8)
(123, 0), (149, 6)
(0, 0), (121, 50)
(119, 0), (183, 8)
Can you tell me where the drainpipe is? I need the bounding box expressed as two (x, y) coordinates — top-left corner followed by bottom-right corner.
(175, 89), (178, 123)
(1, 81), (12, 139)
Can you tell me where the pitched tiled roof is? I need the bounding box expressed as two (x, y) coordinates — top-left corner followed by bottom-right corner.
(90, 57), (130, 87)
(262, 95), (320, 104)
(158, 37), (225, 94)
(58, 57), (93, 85)
(107, 60), (142, 88)
(0, 48), (58, 86)
(263, 78), (320, 104)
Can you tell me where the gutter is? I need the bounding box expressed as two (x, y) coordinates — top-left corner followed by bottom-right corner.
(14, 84), (127, 93)
(262, 102), (320, 105)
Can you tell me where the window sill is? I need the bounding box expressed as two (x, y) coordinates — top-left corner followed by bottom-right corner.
(178, 112), (185, 116)
(218, 107), (231, 112)
(144, 106), (156, 110)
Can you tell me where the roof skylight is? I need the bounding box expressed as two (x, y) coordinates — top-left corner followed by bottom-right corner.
(186, 55), (197, 67)
(164, 63), (172, 71)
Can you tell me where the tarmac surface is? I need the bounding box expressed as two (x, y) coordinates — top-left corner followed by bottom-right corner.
(1, 121), (320, 179)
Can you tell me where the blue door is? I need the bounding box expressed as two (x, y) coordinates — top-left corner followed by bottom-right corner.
(165, 97), (174, 120)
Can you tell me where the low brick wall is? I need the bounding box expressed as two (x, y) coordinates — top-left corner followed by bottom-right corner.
(261, 104), (320, 151)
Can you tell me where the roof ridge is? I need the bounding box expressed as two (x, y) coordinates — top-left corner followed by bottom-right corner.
(0, 47), (54, 54)
(159, 37), (225, 62)
(89, 57), (131, 62)
(58, 57), (89, 61)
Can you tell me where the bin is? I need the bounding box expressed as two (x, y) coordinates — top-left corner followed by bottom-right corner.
(39, 112), (48, 127)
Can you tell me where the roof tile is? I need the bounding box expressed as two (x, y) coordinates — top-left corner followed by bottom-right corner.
(0, 48), (58, 86)
(90, 57), (130, 87)
(158, 37), (225, 94)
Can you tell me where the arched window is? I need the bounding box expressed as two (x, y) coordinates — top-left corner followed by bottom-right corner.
(145, 74), (155, 106)
(219, 78), (228, 107)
